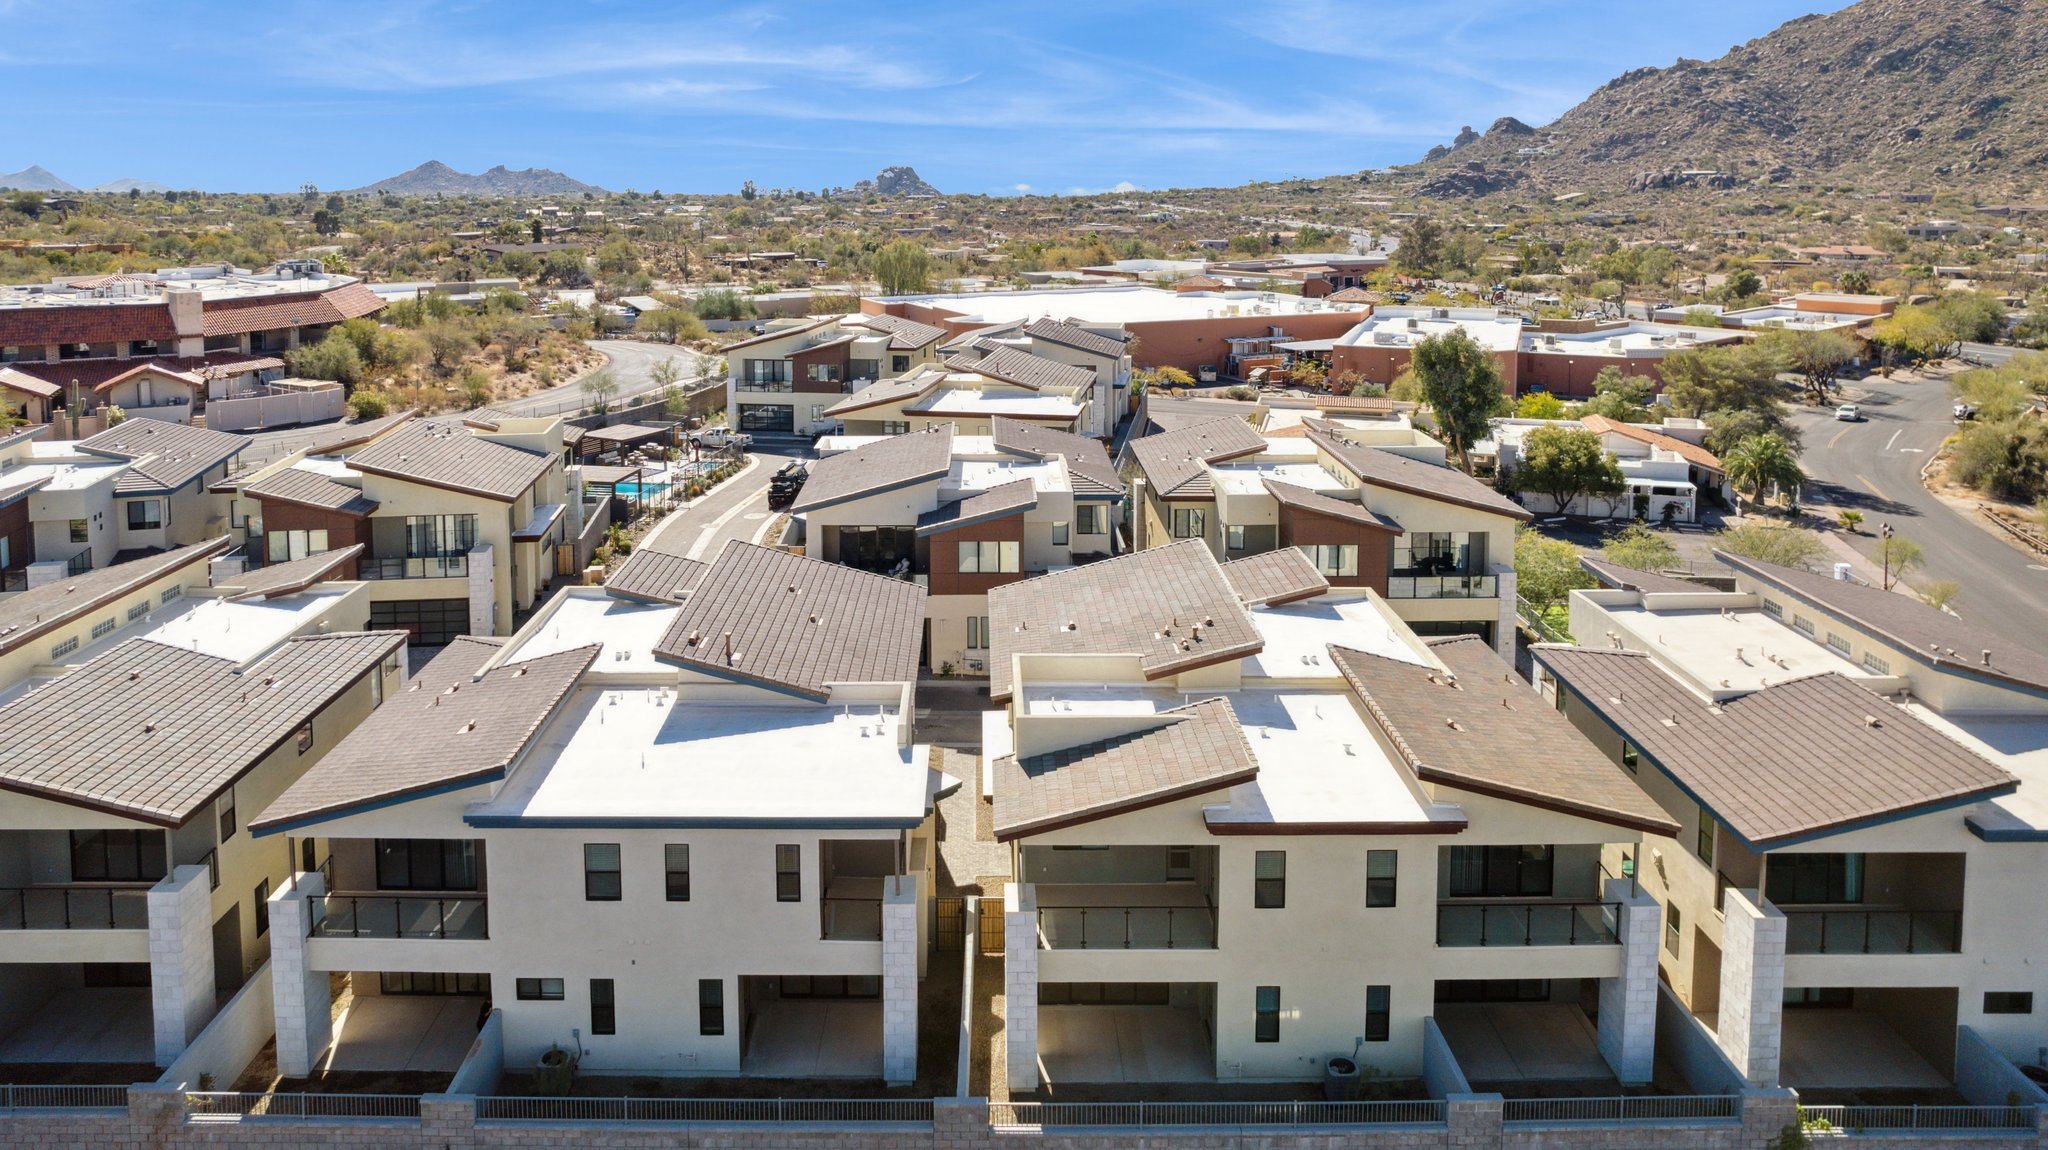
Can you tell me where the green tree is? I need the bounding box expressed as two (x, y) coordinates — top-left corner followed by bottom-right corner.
(1719, 266), (1762, 302)
(1933, 291), (2009, 346)
(1869, 305), (1951, 366)
(635, 307), (708, 343)
(1515, 527), (1593, 611)
(691, 288), (755, 321)
(582, 367), (620, 413)
(1516, 391), (1567, 419)
(287, 332), (365, 387)
(650, 357), (684, 391)
(870, 239), (933, 295)
(1705, 407), (1800, 457)
(1715, 523), (1828, 571)
(1877, 534), (1923, 591)
(528, 217), (543, 243)
(1837, 509), (1864, 534)
(1947, 419), (2048, 501)
(457, 367), (493, 409)
(1602, 523), (1680, 571)
(1921, 579), (1960, 610)
(1579, 367), (1655, 422)
(1518, 426), (1625, 514)
(1396, 217), (1445, 275)
(424, 327), (476, 376)
(346, 390), (390, 420)
(1759, 328), (1860, 405)
(1680, 306), (1723, 328)
(1837, 269), (1873, 295)
(1723, 433), (1805, 510)
(1411, 329), (1504, 472)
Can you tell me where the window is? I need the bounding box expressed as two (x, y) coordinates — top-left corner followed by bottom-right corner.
(775, 844), (801, 902)
(1863, 652), (1891, 674)
(254, 880), (270, 936)
(516, 978), (565, 1001)
(891, 355), (911, 374)
(584, 843), (622, 901)
(1170, 507), (1206, 539)
(809, 404), (825, 424)
(126, 500), (162, 531)
(699, 979), (725, 1035)
(86, 616), (115, 640)
(1762, 598), (1784, 620)
(1666, 904), (1682, 956)
(1985, 992), (2034, 1015)
(1299, 544), (1359, 578)
(1793, 615), (1815, 637)
(127, 601), (150, 621)
(380, 972), (488, 995)
(665, 844), (690, 902)
(1696, 808), (1716, 865)
(218, 789), (237, 842)
(590, 979), (616, 1035)
(957, 540), (1020, 574)
(70, 830), (167, 882)
(1254, 850), (1286, 908)
(1765, 854), (1864, 905)
(1621, 742), (1640, 774)
(130, 339), (160, 357)
(374, 840), (479, 891)
(371, 668), (384, 709)
(68, 519), (88, 544)
(1365, 985), (1391, 1041)
(1366, 850), (1398, 908)
(160, 585), (182, 605)
(50, 636), (77, 659)
(1052, 521), (1070, 546)
(267, 528), (330, 563)
(880, 420), (910, 435)
(1254, 986), (1281, 1042)
(967, 616), (990, 651)
(294, 722), (314, 755)
(1446, 846), (1554, 898)
(1225, 524), (1246, 552)
(1826, 632), (1851, 655)
(1076, 504), (1107, 535)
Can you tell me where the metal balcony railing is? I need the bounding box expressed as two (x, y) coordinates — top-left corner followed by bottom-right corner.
(1386, 573), (1498, 599)
(0, 1084), (131, 1111)
(1782, 908), (1962, 954)
(1801, 1105), (2037, 1133)
(476, 1097), (933, 1124)
(308, 895), (488, 940)
(990, 1101), (1447, 1128)
(1436, 900), (1621, 947)
(0, 885), (151, 930)
(1501, 1095), (1740, 1125)
(185, 1092), (422, 1121)
(64, 549), (92, 576)
(358, 554), (469, 580)
(1036, 904), (1218, 950)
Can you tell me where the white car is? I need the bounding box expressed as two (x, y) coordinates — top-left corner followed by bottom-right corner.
(1834, 404), (1861, 422)
(691, 427), (752, 449)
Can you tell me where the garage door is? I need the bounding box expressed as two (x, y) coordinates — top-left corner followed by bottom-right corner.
(370, 598), (470, 647)
(738, 404), (793, 434)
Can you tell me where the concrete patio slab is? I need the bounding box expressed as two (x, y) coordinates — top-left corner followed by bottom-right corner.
(325, 995), (483, 1073)
(1434, 1003), (1610, 1082)
(0, 988), (154, 1064)
(1040, 1005), (1213, 1084)
(742, 1000), (882, 1078)
(1781, 1011), (1949, 1089)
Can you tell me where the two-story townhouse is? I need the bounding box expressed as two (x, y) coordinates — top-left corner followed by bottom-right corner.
(1129, 417), (1529, 660)
(0, 615), (405, 1069)
(1532, 552), (2048, 1096)
(823, 347), (1098, 439)
(251, 542), (940, 1084)
(937, 318), (1130, 439)
(60, 421), (252, 567)
(1482, 415), (1728, 523)
(790, 422), (1122, 673)
(724, 313), (949, 436)
(984, 541), (1676, 1093)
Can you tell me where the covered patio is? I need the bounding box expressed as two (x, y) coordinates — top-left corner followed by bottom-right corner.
(1432, 1002), (1611, 1084)
(1780, 1009), (1950, 1090)
(1039, 1004), (1214, 1085)
(323, 994), (486, 1073)
(740, 999), (882, 1078)
(0, 986), (154, 1064)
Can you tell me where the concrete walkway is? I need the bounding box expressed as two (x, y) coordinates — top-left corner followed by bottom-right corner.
(0, 988), (153, 1063)
(1039, 1006), (1213, 1085)
(742, 1001), (882, 1078)
(325, 995), (484, 1073)
(1434, 1003), (1609, 1082)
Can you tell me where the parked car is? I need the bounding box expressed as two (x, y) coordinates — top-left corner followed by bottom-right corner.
(766, 462), (808, 509)
(1834, 404), (1861, 422)
(1954, 403), (1977, 421)
(692, 427), (752, 450)
(1196, 365), (1218, 384)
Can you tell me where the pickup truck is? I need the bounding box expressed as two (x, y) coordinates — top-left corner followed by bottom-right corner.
(690, 427), (752, 450)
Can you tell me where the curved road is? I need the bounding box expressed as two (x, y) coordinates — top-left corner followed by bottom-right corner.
(1790, 371), (2048, 653)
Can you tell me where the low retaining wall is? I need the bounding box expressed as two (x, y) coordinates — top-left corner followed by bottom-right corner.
(157, 961), (274, 1090)
(207, 387), (345, 432)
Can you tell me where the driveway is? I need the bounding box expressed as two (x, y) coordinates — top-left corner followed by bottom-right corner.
(639, 440), (811, 560)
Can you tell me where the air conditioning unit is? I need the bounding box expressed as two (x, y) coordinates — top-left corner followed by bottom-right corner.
(966, 658), (986, 672)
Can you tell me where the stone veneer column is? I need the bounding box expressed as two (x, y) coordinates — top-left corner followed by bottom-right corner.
(1003, 882), (1039, 1094)
(881, 874), (920, 1085)
(1717, 887), (1788, 1087)
(1595, 877), (1661, 1084)
(467, 542), (496, 637)
(269, 871), (333, 1079)
(1493, 566), (1519, 663)
(147, 864), (215, 1067)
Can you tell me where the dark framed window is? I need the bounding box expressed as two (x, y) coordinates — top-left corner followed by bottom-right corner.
(294, 722), (314, 755)
(1052, 521), (1070, 546)
(70, 829), (166, 882)
(374, 840), (479, 891)
(1985, 992), (2034, 1015)
(1254, 986), (1280, 1042)
(584, 843), (622, 901)
(1366, 850), (1397, 908)
(1365, 985), (1391, 1041)
(68, 519), (88, 544)
(665, 844), (690, 902)
(515, 978), (565, 1001)
(1446, 846), (1554, 898)
(1254, 850), (1286, 908)
(1620, 742), (1639, 773)
(1666, 904), (1682, 956)
(1765, 854), (1864, 905)
(82, 963), (152, 987)
(590, 979), (616, 1035)
(218, 788), (237, 842)
(126, 500), (162, 531)
(254, 880), (270, 936)
(380, 972), (488, 995)
(1696, 808), (1716, 865)
(699, 979), (725, 1036)
(1171, 507), (1206, 539)
(775, 844), (801, 902)
(1076, 504), (1108, 535)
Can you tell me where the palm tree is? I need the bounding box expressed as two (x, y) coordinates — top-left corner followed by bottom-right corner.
(1723, 433), (1804, 513)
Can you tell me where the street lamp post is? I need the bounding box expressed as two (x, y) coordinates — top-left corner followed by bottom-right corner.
(1881, 521), (1895, 590)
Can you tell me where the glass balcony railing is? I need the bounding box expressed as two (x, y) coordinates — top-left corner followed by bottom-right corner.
(1783, 909), (1960, 955)
(0, 885), (151, 930)
(359, 554), (469, 580)
(1387, 574), (1498, 599)
(1436, 900), (1620, 947)
(1036, 904), (1218, 950)
(309, 895), (488, 940)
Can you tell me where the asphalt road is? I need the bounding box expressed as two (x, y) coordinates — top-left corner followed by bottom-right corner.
(1790, 372), (2048, 652)
(641, 440), (812, 560)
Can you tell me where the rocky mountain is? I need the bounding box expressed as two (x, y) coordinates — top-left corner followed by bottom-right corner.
(860, 166), (941, 197)
(0, 166), (78, 192)
(91, 178), (171, 194)
(346, 161), (607, 197)
(1403, 0), (2048, 198)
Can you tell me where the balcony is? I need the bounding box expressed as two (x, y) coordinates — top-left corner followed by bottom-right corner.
(735, 376), (793, 393)
(0, 885), (150, 930)
(359, 553), (469, 580)
(1037, 895), (1217, 950)
(1436, 900), (1620, 947)
(821, 877), (884, 942)
(1386, 573), (1498, 599)
(308, 894), (488, 940)
(1782, 909), (1960, 955)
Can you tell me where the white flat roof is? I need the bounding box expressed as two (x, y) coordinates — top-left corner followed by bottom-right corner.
(1599, 602), (1883, 694)
(1336, 308), (1523, 352)
(1910, 708), (2048, 833)
(1246, 594), (1427, 682)
(916, 387), (1080, 417)
(1521, 324), (1738, 356)
(945, 458), (1064, 495)
(504, 590), (681, 674)
(66, 587), (355, 666)
(8, 458), (126, 491)
(473, 686), (929, 825)
(888, 285), (1363, 325)
(1209, 460), (1339, 495)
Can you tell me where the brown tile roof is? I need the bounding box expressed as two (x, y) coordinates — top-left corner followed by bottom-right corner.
(944, 347), (1096, 393)
(1220, 548), (1330, 607)
(991, 417), (1121, 498)
(244, 467), (378, 515)
(993, 697), (1258, 840)
(1022, 318), (1129, 360)
(1335, 637), (1678, 835)
(0, 631), (404, 826)
(790, 425), (952, 512)
(0, 537), (231, 657)
(1580, 415), (1723, 473)
(856, 312), (948, 350)
(0, 302), (176, 347)
(1325, 287), (1384, 304)
(198, 281), (385, 337)
(1264, 479), (1403, 532)
(250, 638), (600, 833)
(652, 541), (926, 701)
(1578, 556), (1707, 595)
(346, 420), (554, 502)
(603, 547), (707, 605)
(916, 478), (1036, 536)
(1171, 275), (1232, 292)
(1138, 394), (1259, 436)
(0, 367), (62, 399)
(87, 361), (202, 396)
(219, 545), (365, 601)
(1716, 550), (2048, 696)
(77, 420), (251, 495)
(986, 539), (1263, 701)
(4, 353), (284, 393)
(1305, 421), (1531, 520)
(1129, 416), (1267, 498)
(1533, 645), (2016, 847)
(304, 409), (418, 455)
(822, 375), (937, 418)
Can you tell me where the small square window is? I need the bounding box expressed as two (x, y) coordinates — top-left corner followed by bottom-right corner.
(91, 617), (116, 639)
(584, 843), (622, 901)
(1863, 652), (1891, 674)
(1696, 808), (1716, 866)
(1666, 904), (1683, 956)
(126, 500), (162, 531)
(68, 519), (88, 544)
(1621, 742), (1639, 773)
(1985, 992), (2033, 1015)
(127, 601), (150, 621)
(516, 978), (565, 1001)
(1225, 525), (1246, 552)
(218, 789), (236, 842)
(1254, 850), (1286, 909)
(294, 723), (314, 755)
(160, 585), (182, 605)
(1051, 522), (1069, 546)
(1793, 615), (1815, 636)
(50, 636), (78, 659)
(1762, 599), (1783, 620)
(1366, 850), (1397, 908)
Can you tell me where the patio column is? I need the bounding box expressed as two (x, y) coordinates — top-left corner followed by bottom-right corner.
(1003, 882), (1039, 1093)
(147, 863), (215, 1066)
(1595, 877), (1661, 1084)
(1717, 887), (1787, 1087)
(466, 542), (496, 637)
(881, 874), (920, 1085)
(270, 871), (332, 1078)
(1492, 566), (1518, 663)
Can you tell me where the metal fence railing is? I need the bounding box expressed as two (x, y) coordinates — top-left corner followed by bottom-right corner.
(1518, 595), (1571, 644)
(1502, 1095), (1740, 1125)
(0, 885), (151, 930)
(988, 1100), (1448, 1128)
(1436, 900), (1621, 947)
(1801, 1104), (2039, 1133)
(1782, 909), (1962, 955)
(183, 1092), (422, 1121)
(308, 895), (489, 940)
(0, 1084), (130, 1111)
(1036, 904), (1218, 950)
(474, 1097), (933, 1124)
(1386, 574), (1499, 600)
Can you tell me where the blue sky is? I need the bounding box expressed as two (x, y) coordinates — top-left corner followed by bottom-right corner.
(0, 0), (1852, 194)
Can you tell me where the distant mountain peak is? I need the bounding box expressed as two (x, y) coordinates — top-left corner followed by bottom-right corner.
(0, 165), (77, 192)
(860, 166), (941, 197)
(346, 161), (607, 197)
